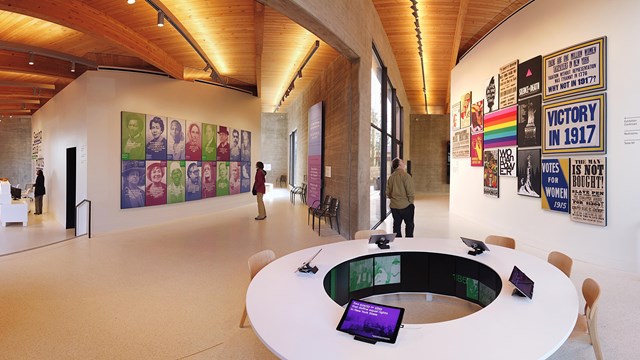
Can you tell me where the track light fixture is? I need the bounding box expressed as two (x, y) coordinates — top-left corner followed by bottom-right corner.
(409, 0), (428, 113)
(273, 40), (319, 112)
(127, 0), (136, 4)
(203, 64), (211, 72)
(157, 11), (165, 27)
(28, 52), (34, 65)
(71, 62), (76, 72)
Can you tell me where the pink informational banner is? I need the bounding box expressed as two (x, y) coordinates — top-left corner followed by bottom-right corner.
(307, 101), (323, 207)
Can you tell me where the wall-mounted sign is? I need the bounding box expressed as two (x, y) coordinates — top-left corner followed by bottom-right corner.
(543, 37), (606, 101)
(517, 55), (542, 99)
(542, 94), (606, 155)
(541, 158), (569, 213)
(570, 157), (606, 226)
(499, 60), (518, 108)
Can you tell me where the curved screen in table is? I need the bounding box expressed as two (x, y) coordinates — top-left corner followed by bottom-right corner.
(323, 252), (502, 308)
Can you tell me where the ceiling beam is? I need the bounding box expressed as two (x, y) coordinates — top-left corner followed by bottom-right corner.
(0, 0), (184, 80)
(257, 0), (358, 61)
(0, 40), (97, 68)
(254, 2), (265, 98)
(0, 81), (56, 90)
(0, 87), (55, 98)
(446, 0), (469, 111)
(0, 51), (77, 80)
(0, 99), (40, 104)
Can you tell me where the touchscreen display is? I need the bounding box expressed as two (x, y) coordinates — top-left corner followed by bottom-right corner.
(509, 266), (534, 299)
(336, 299), (404, 344)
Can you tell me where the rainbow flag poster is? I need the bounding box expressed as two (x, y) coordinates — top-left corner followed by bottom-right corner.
(484, 105), (517, 148)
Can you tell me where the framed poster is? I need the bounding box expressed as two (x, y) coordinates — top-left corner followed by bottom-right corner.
(121, 160), (146, 208)
(202, 123), (217, 161)
(498, 147), (517, 177)
(229, 128), (242, 162)
(145, 160), (167, 206)
(542, 94), (606, 155)
(484, 105), (517, 148)
(570, 157), (606, 226)
(471, 100), (484, 133)
(483, 149), (499, 198)
(451, 101), (461, 130)
(517, 55), (542, 100)
(202, 161), (217, 198)
(121, 111), (146, 160)
(543, 37), (606, 101)
(185, 161), (202, 201)
(185, 121), (202, 161)
(240, 162), (251, 193)
(484, 74), (499, 113)
(541, 158), (569, 213)
(216, 161), (230, 196)
(499, 60), (518, 108)
(460, 92), (472, 128)
(216, 126), (230, 161)
(145, 114), (167, 160)
(167, 161), (186, 204)
(517, 95), (542, 148)
(167, 118), (186, 160)
(241, 130), (252, 162)
(452, 128), (470, 158)
(471, 133), (483, 167)
(517, 149), (541, 198)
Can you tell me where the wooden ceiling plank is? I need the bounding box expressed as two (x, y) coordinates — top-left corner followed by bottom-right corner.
(0, 0), (184, 79)
(255, 2), (265, 98)
(0, 51), (76, 80)
(0, 80), (55, 89)
(445, 0), (470, 110)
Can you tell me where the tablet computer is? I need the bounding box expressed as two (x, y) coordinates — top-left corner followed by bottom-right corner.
(336, 298), (405, 344)
(461, 237), (490, 254)
(368, 233), (396, 244)
(509, 265), (534, 299)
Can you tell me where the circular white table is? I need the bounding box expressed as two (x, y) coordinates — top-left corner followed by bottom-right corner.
(246, 238), (578, 360)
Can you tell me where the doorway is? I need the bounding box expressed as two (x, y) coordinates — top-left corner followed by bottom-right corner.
(66, 147), (76, 229)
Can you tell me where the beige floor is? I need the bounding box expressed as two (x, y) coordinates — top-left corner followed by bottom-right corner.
(0, 189), (637, 359)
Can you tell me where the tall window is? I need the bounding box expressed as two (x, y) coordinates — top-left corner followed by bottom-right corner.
(370, 46), (403, 228)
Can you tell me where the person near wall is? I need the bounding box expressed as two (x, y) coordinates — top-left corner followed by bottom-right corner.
(386, 158), (415, 238)
(34, 169), (46, 215)
(253, 161), (267, 220)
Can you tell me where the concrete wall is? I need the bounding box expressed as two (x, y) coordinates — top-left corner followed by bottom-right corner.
(450, 0), (640, 272)
(410, 114), (450, 194)
(0, 117), (32, 188)
(260, 112), (288, 186)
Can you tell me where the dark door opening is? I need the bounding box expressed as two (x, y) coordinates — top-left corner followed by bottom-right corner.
(66, 147), (76, 229)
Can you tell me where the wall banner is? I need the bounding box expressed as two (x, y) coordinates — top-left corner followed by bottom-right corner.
(570, 157), (606, 226)
(543, 37), (606, 101)
(542, 94), (606, 155)
(307, 101), (324, 208)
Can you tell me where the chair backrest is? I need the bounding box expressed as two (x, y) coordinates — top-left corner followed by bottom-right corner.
(354, 229), (385, 240)
(583, 278), (602, 360)
(484, 235), (516, 249)
(328, 198), (339, 215)
(248, 249), (276, 279)
(548, 251), (573, 277)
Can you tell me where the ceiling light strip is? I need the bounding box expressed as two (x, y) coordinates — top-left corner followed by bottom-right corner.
(274, 40), (320, 113)
(410, 0), (428, 113)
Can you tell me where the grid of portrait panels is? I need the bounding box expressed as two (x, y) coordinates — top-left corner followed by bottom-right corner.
(120, 111), (251, 209)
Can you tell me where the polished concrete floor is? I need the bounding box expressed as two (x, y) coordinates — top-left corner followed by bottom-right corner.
(0, 189), (636, 359)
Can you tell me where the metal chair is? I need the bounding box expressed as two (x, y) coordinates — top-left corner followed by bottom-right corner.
(485, 235), (516, 249)
(569, 278), (603, 360)
(277, 174), (287, 187)
(239, 249), (276, 328)
(308, 195), (332, 225)
(316, 198), (340, 235)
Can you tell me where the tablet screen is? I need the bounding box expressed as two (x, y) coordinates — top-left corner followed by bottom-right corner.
(509, 266), (534, 299)
(336, 299), (405, 344)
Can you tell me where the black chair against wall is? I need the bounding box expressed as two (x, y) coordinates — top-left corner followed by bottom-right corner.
(290, 184), (302, 204)
(278, 175), (287, 188)
(291, 183), (306, 205)
(316, 198), (340, 235)
(309, 195), (332, 226)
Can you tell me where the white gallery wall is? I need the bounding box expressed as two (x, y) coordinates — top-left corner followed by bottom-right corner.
(32, 70), (261, 234)
(450, 0), (640, 272)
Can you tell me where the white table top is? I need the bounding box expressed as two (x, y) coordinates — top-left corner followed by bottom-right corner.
(246, 238), (578, 360)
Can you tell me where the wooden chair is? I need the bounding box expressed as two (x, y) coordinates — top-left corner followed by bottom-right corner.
(308, 195), (332, 225)
(353, 229), (385, 240)
(569, 278), (603, 360)
(547, 251), (573, 277)
(239, 249), (276, 328)
(484, 235), (516, 249)
(316, 198), (340, 235)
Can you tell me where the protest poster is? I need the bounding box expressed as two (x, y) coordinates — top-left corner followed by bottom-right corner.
(570, 157), (606, 226)
(543, 37), (606, 101)
(499, 60), (518, 108)
(541, 158), (569, 213)
(498, 147), (517, 177)
(542, 94), (605, 155)
(452, 128), (470, 158)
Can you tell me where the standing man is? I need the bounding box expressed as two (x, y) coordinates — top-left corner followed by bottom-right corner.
(253, 161), (267, 220)
(34, 169), (46, 215)
(386, 158), (415, 238)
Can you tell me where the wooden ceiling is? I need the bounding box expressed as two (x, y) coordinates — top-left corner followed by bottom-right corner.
(0, 0), (529, 119)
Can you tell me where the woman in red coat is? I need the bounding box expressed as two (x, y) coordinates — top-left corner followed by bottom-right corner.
(253, 161), (267, 220)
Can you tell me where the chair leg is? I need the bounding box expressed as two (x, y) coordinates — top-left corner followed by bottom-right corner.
(240, 305), (247, 328)
(336, 216), (340, 235)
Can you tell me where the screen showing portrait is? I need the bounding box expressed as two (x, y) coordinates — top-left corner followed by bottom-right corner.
(336, 299), (405, 344)
(349, 258), (373, 292)
(374, 255), (400, 286)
